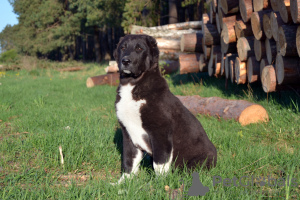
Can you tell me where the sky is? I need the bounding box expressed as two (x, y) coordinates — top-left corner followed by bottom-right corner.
(0, 0), (19, 33)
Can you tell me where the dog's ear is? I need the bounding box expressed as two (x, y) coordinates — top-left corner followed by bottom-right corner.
(145, 35), (159, 61)
(114, 37), (124, 62)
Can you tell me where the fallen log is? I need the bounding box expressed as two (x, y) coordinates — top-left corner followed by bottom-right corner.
(237, 36), (255, 61)
(278, 25), (298, 56)
(86, 73), (119, 88)
(235, 57), (247, 84)
(275, 54), (300, 85)
(132, 20), (205, 31)
(234, 20), (253, 39)
(261, 65), (277, 92)
(105, 64), (118, 73)
(131, 25), (202, 39)
(220, 0), (239, 14)
(239, 0), (253, 22)
(247, 56), (261, 83)
(179, 53), (201, 74)
(265, 38), (277, 64)
(156, 38), (181, 50)
(270, 11), (284, 41)
(57, 66), (85, 72)
(291, 0), (300, 23)
(180, 33), (203, 52)
(253, 0), (271, 12)
(254, 38), (266, 61)
(176, 95), (269, 126)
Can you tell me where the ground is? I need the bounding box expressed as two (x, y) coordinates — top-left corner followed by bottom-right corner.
(0, 60), (299, 199)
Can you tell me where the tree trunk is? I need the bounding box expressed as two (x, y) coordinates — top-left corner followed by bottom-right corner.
(235, 57), (247, 84)
(275, 54), (300, 85)
(86, 73), (119, 88)
(265, 38), (277, 64)
(247, 56), (261, 83)
(169, 0), (178, 24)
(262, 12), (273, 39)
(180, 33), (203, 52)
(239, 0), (253, 22)
(94, 26), (101, 63)
(176, 95), (269, 126)
(261, 65), (277, 92)
(235, 20), (253, 39)
(278, 25), (298, 56)
(220, 0), (239, 14)
(254, 38), (266, 61)
(156, 38), (181, 50)
(270, 11), (284, 41)
(237, 36), (255, 61)
(253, 0), (271, 12)
(179, 53), (201, 74)
(291, 0), (300, 23)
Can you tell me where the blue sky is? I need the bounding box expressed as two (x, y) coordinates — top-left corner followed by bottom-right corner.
(0, 0), (19, 33)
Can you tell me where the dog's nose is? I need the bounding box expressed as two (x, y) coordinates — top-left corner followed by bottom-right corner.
(121, 58), (131, 66)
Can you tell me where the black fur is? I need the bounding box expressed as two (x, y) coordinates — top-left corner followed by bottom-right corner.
(114, 34), (217, 173)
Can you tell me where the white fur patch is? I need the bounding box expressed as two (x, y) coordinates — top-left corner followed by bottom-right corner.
(116, 84), (152, 154)
(153, 149), (173, 175)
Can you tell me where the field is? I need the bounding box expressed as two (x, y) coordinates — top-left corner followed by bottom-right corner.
(0, 61), (299, 199)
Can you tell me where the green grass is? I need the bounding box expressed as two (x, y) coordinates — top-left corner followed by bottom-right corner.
(0, 64), (299, 199)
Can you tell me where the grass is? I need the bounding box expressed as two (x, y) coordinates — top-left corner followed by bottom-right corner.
(0, 62), (299, 199)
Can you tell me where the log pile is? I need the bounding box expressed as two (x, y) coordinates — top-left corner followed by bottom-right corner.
(169, 0), (300, 93)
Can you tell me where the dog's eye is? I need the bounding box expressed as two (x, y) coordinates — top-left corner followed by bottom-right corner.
(136, 47), (143, 52)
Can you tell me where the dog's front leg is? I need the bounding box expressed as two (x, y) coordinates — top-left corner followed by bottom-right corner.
(114, 126), (143, 185)
(152, 139), (173, 175)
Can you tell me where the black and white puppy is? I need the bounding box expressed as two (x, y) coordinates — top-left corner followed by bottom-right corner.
(114, 34), (217, 184)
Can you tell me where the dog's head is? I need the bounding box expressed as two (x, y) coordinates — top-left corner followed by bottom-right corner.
(114, 34), (159, 78)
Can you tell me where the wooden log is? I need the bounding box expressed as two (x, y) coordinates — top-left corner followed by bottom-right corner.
(176, 95), (269, 126)
(105, 64), (118, 73)
(159, 49), (183, 60)
(237, 36), (255, 61)
(230, 56), (237, 82)
(254, 38), (266, 61)
(270, 0), (279, 11)
(251, 10), (272, 40)
(202, 22), (220, 45)
(159, 60), (180, 74)
(253, 0), (271, 12)
(208, 46), (223, 76)
(275, 54), (300, 85)
(239, 0), (253, 22)
(221, 16), (239, 53)
(132, 21), (206, 32)
(179, 53), (201, 74)
(262, 12), (273, 39)
(131, 25), (202, 39)
(235, 57), (247, 84)
(220, 0), (239, 14)
(221, 39), (237, 54)
(86, 73), (119, 88)
(270, 11), (284, 41)
(278, 25), (298, 56)
(220, 54), (227, 76)
(296, 26), (300, 57)
(156, 38), (181, 50)
(180, 33), (203, 52)
(199, 54), (208, 72)
(265, 38), (277, 64)
(247, 56), (261, 82)
(261, 65), (277, 92)
(278, 0), (292, 23)
(57, 66), (85, 72)
(214, 53), (225, 76)
(208, 3), (217, 23)
(234, 20), (253, 39)
(260, 58), (270, 77)
(291, 0), (300, 23)
(203, 44), (211, 60)
(225, 53), (237, 79)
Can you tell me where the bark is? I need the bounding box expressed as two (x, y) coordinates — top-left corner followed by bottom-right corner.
(156, 38), (181, 50)
(278, 25), (298, 56)
(180, 33), (203, 52)
(202, 22), (220, 45)
(179, 53), (201, 74)
(275, 54), (300, 85)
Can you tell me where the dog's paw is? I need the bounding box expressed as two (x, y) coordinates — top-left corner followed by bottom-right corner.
(110, 173), (131, 186)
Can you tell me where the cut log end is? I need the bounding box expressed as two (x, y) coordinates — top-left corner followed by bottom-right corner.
(251, 12), (264, 40)
(261, 65), (277, 93)
(278, 26), (287, 56)
(86, 77), (95, 88)
(253, 0), (270, 12)
(199, 54), (208, 72)
(260, 58), (269, 78)
(247, 57), (260, 83)
(263, 13), (272, 39)
(275, 53), (284, 85)
(235, 57), (247, 84)
(270, 11), (283, 41)
(291, 0), (300, 23)
(297, 26), (300, 57)
(254, 38), (264, 61)
(278, 0), (291, 23)
(237, 37), (253, 61)
(239, 0), (253, 22)
(239, 104), (269, 125)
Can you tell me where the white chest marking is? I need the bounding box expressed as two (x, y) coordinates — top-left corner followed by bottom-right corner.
(116, 84), (152, 154)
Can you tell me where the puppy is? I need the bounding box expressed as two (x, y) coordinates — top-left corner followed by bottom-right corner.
(114, 34), (217, 184)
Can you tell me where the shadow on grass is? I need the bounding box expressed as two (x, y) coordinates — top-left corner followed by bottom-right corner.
(113, 128), (153, 172)
(171, 72), (300, 112)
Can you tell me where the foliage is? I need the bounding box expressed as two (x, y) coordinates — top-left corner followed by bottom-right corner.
(0, 49), (19, 63)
